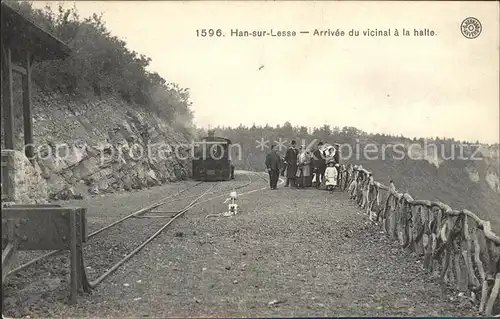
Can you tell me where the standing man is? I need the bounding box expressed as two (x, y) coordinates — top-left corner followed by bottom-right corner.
(313, 142), (327, 189)
(265, 145), (281, 190)
(284, 140), (299, 187)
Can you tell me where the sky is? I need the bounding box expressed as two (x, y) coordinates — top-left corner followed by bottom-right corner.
(32, 1), (499, 144)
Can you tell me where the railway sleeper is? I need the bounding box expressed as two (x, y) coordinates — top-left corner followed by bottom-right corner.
(149, 211), (179, 214)
(132, 215), (176, 219)
(2, 179), (246, 310)
(132, 210), (181, 218)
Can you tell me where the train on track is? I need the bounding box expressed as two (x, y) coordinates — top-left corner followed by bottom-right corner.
(192, 134), (235, 181)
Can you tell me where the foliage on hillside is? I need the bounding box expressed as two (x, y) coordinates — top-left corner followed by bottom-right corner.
(8, 1), (194, 137)
(200, 122), (498, 170)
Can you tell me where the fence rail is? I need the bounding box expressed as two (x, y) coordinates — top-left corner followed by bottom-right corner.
(339, 164), (499, 316)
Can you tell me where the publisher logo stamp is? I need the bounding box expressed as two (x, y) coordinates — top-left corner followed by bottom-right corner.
(461, 17), (482, 39)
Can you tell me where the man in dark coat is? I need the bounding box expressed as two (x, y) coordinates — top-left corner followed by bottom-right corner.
(284, 140), (298, 187)
(312, 142), (327, 189)
(280, 155), (286, 177)
(265, 145), (281, 190)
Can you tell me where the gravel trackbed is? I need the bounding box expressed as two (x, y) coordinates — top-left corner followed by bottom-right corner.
(3, 171), (477, 318)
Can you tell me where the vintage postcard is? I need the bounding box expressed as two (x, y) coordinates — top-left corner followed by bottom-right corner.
(1, 1), (499, 317)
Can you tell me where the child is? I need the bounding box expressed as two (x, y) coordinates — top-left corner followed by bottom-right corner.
(324, 161), (338, 193)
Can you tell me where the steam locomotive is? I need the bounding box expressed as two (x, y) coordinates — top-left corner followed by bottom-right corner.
(192, 135), (235, 181)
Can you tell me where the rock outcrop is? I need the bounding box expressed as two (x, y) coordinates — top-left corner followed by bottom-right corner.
(1, 150), (48, 204)
(4, 89), (193, 201)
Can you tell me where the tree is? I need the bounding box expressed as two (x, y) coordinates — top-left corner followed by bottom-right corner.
(299, 126), (308, 136)
(7, 1), (194, 136)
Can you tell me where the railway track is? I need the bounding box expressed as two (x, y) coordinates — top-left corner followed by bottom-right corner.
(84, 182), (218, 288)
(7, 181), (206, 276)
(5, 171), (267, 295)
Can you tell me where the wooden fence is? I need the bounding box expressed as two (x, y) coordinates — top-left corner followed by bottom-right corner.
(338, 164), (499, 316)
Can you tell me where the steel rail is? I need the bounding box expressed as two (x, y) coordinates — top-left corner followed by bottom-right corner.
(87, 173), (255, 287)
(7, 174), (253, 276)
(4, 170), (276, 309)
(88, 183), (217, 287)
(255, 171), (270, 184)
(178, 172), (253, 208)
(7, 181), (206, 276)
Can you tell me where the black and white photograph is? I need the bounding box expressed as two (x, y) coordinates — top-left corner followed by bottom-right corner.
(1, 0), (499, 317)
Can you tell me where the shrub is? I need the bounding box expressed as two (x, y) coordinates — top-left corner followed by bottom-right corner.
(8, 1), (194, 136)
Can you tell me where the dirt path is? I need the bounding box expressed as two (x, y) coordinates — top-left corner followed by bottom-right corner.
(3, 172), (477, 317)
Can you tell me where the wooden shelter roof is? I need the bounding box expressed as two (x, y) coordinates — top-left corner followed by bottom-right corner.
(1, 1), (72, 62)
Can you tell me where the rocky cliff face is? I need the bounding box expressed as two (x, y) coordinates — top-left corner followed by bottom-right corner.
(401, 140), (500, 193)
(1, 150), (48, 204)
(6, 88), (193, 200)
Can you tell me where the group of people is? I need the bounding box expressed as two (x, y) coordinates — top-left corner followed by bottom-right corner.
(265, 140), (340, 192)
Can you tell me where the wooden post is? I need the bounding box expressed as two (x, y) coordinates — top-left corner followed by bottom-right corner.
(23, 50), (34, 161)
(2, 43), (15, 150)
(69, 210), (78, 305)
(1, 42), (3, 144)
(485, 272), (500, 316)
(1, 152), (15, 202)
